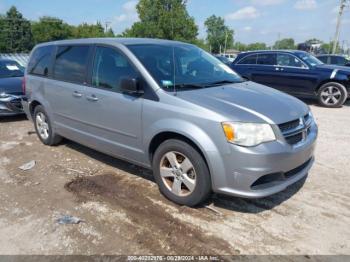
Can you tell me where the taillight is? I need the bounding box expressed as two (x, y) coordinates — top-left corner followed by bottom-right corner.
(22, 76), (26, 95)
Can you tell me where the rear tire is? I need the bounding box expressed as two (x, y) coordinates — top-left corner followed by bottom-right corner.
(317, 82), (347, 108)
(33, 105), (62, 146)
(152, 139), (211, 207)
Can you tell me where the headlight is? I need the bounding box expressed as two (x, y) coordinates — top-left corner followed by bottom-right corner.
(0, 93), (10, 99)
(222, 122), (276, 147)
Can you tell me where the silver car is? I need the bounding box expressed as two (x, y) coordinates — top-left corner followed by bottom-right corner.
(22, 38), (318, 206)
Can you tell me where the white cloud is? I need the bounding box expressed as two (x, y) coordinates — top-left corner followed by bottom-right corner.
(113, 0), (139, 24)
(294, 0), (317, 10)
(243, 26), (253, 32)
(225, 6), (260, 20)
(251, 0), (285, 6)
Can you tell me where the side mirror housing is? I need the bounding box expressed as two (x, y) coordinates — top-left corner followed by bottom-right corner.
(120, 78), (144, 95)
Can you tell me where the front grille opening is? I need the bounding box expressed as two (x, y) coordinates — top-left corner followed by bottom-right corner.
(251, 172), (284, 189)
(285, 133), (303, 145)
(250, 158), (312, 190)
(278, 119), (300, 133)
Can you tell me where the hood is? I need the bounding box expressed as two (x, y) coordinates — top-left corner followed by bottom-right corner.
(0, 77), (23, 96)
(176, 81), (309, 124)
(315, 64), (350, 74)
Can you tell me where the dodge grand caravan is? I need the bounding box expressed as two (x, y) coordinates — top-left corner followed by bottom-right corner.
(22, 38), (318, 206)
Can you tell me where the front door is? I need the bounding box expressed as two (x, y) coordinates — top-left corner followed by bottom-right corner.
(82, 45), (144, 164)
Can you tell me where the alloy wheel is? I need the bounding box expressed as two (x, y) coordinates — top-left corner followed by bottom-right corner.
(36, 112), (50, 140)
(159, 151), (196, 197)
(320, 86), (342, 106)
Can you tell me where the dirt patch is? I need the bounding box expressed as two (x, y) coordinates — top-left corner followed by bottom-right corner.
(65, 173), (235, 255)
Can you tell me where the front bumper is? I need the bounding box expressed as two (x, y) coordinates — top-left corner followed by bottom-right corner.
(0, 95), (25, 116)
(212, 121), (318, 198)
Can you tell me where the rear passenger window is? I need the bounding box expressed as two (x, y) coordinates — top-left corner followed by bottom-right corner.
(237, 54), (257, 65)
(53, 45), (90, 84)
(28, 45), (54, 77)
(257, 54), (276, 65)
(92, 46), (138, 92)
(331, 56), (346, 65)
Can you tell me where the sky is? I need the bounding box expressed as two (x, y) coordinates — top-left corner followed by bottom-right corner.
(0, 0), (349, 46)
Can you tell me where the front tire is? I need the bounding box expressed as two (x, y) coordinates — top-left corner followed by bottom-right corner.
(317, 82), (348, 108)
(33, 105), (62, 146)
(152, 139), (211, 207)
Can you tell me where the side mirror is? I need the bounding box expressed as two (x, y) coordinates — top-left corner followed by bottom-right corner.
(120, 78), (143, 95)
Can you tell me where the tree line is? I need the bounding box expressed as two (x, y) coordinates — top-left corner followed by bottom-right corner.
(0, 1), (341, 54)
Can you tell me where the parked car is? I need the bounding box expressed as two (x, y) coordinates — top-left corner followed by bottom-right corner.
(22, 39), (317, 206)
(0, 59), (25, 116)
(222, 53), (237, 62)
(214, 55), (232, 66)
(316, 54), (350, 67)
(231, 50), (350, 108)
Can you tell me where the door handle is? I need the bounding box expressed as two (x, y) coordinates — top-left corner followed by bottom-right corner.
(86, 95), (99, 102)
(73, 91), (83, 98)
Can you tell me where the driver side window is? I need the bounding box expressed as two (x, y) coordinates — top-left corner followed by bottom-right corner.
(276, 54), (306, 68)
(92, 46), (138, 92)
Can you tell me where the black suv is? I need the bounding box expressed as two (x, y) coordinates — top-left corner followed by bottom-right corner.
(317, 54), (350, 67)
(231, 50), (350, 107)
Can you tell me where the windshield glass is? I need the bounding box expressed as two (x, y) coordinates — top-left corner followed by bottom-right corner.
(0, 60), (24, 78)
(127, 44), (243, 91)
(298, 53), (323, 67)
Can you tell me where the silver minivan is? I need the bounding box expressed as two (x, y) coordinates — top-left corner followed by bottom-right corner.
(22, 38), (318, 206)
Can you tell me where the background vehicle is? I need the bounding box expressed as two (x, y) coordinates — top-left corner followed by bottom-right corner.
(231, 50), (350, 108)
(317, 54), (350, 67)
(23, 39), (317, 206)
(0, 59), (25, 116)
(214, 55), (232, 66)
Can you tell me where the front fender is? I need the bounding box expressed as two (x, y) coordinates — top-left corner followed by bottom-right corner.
(144, 118), (227, 190)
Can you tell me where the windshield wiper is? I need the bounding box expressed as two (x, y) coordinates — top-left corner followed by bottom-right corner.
(203, 80), (241, 87)
(172, 83), (206, 89)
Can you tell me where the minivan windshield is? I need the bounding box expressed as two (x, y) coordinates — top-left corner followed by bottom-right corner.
(127, 44), (243, 91)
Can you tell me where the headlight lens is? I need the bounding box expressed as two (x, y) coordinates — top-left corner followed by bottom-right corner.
(0, 93), (10, 99)
(222, 122), (276, 147)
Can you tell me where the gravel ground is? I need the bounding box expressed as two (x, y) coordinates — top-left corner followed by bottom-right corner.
(0, 100), (349, 255)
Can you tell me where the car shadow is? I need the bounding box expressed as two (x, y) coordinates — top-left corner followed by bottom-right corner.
(64, 139), (305, 214)
(0, 114), (28, 123)
(65, 140), (155, 182)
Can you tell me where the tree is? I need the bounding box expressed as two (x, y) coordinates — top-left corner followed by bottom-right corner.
(73, 22), (106, 38)
(246, 42), (267, 51)
(274, 38), (295, 50)
(232, 42), (247, 52)
(31, 16), (74, 44)
(204, 15), (234, 54)
(122, 0), (198, 42)
(0, 6), (33, 52)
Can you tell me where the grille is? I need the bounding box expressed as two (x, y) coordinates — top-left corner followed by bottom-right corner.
(285, 133), (303, 145)
(278, 119), (300, 133)
(278, 114), (312, 146)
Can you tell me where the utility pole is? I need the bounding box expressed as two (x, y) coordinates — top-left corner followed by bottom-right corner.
(224, 31), (228, 54)
(105, 21), (111, 33)
(332, 0), (348, 54)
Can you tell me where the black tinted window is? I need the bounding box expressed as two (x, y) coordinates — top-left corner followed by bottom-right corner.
(54, 45), (89, 84)
(92, 46), (138, 92)
(257, 54), (276, 65)
(317, 56), (328, 64)
(28, 45), (54, 77)
(238, 54), (257, 65)
(331, 56), (346, 65)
